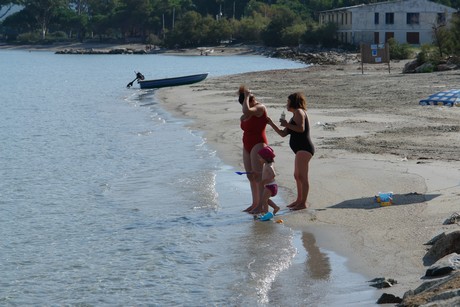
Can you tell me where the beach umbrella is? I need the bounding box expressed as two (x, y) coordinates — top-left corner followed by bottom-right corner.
(419, 89), (460, 107)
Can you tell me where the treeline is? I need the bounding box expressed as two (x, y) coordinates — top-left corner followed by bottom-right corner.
(1, 0), (460, 50)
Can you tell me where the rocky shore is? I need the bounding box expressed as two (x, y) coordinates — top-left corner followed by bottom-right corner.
(50, 45), (459, 73)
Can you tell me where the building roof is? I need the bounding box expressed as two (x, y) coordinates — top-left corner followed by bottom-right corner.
(319, 0), (456, 13)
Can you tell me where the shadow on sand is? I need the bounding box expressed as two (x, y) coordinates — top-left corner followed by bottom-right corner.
(328, 193), (441, 209)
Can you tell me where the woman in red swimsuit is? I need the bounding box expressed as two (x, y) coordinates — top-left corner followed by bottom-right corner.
(239, 86), (269, 213)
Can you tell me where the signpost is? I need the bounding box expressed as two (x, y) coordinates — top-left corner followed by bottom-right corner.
(360, 43), (390, 74)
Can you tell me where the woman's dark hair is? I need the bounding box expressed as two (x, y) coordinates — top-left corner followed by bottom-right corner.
(238, 86), (255, 105)
(238, 93), (245, 104)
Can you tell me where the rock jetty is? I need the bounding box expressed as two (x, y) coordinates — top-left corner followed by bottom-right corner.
(55, 47), (151, 55)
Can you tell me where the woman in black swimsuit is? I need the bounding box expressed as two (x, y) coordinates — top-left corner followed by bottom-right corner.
(267, 92), (314, 210)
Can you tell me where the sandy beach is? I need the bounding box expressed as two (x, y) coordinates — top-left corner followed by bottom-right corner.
(156, 60), (460, 300)
(3, 41), (459, 302)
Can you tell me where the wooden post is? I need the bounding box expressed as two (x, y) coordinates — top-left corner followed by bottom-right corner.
(386, 43), (391, 73)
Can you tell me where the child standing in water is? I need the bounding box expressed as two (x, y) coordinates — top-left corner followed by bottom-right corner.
(252, 146), (280, 219)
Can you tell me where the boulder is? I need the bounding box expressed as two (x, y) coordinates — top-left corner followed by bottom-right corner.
(437, 63), (458, 71)
(415, 62), (434, 73)
(376, 293), (402, 304)
(368, 277), (397, 288)
(424, 230), (460, 265)
(403, 60), (418, 73)
(425, 253), (460, 277)
(400, 272), (460, 306)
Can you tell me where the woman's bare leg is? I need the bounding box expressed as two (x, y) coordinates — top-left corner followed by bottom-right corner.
(287, 168), (303, 208)
(242, 144), (265, 212)
(245, 143), (266, 213)
(287, 178), (302, 208)
(291, 151), (312, 211)
(251, 188), (271, 214)
(242, 148), (257, 212)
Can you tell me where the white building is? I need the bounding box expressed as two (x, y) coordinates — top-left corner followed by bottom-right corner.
(318, 0), (457, 45)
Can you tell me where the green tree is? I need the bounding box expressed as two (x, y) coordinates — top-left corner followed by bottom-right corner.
(432, 22), (454, 58)
(84, 0), (123, 40)
(450, 13), (460, 56)
(23, 0), (70, 39)
(261, 6), (299, 46)
(113, 0), (152, 40)
(387, 37), (412, 60)
(165, 10), (202, 47)
(302, 22), (338, 47)
(2, 8), (35, 40)
(236, 12), (268, 42)
(207, 16), (233, 43)
(0, 0), (22, 19)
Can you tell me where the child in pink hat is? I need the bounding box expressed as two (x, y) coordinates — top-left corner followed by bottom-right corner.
(251, 146), (280, 219)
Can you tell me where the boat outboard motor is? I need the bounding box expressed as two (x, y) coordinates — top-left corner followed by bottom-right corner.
(136, 72), (145, 81)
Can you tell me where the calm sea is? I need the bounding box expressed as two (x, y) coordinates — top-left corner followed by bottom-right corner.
(0, 50), (377, 306)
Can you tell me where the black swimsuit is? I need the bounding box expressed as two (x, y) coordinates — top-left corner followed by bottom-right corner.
(288, 110), (315, 156)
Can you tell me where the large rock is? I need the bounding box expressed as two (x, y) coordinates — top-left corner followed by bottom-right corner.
(415, 62), (434, 73)
(425, 253), (460, 277)
(56, 48), (147, 55)
(437, 63), (458, 71)
(403, 60), (418, 73)
(424, 231), (460, 265)
(400, 272), (460, 306)
(266, 47), (359, 65)
(376, 293), (402, 304)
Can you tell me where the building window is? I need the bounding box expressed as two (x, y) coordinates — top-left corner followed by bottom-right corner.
(385, 13), (394, 24)
(374, 32), (379, 44)
(437, 13), (446, 25)
(385, 32), (394, 42)
(407, 13), (420, 25)
(407, 32), (420, 44)
(375, 13), (379, 24)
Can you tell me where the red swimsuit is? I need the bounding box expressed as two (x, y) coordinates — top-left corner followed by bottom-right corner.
(240, 110), (268, 153)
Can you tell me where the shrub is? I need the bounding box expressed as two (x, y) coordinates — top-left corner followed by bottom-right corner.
(302, 22), (339, 48)
(388, 38), (412, 60)
(16, 32), (41, 43)
(416, 44), (442, 66)
(146, 33), (161, 45)
(49, 31), (68, 39)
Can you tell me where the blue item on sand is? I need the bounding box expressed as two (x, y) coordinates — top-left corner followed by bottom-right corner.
(235, 171), (250, 175)
(259, 212), (274, 221)
(419, 89), (460, 107)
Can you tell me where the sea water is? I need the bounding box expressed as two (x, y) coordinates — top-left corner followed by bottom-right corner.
(0, 50), (377, 306)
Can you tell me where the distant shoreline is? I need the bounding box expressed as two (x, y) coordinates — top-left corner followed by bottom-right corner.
(0, 42), (360, 66)
(0, 42), (261, 57)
